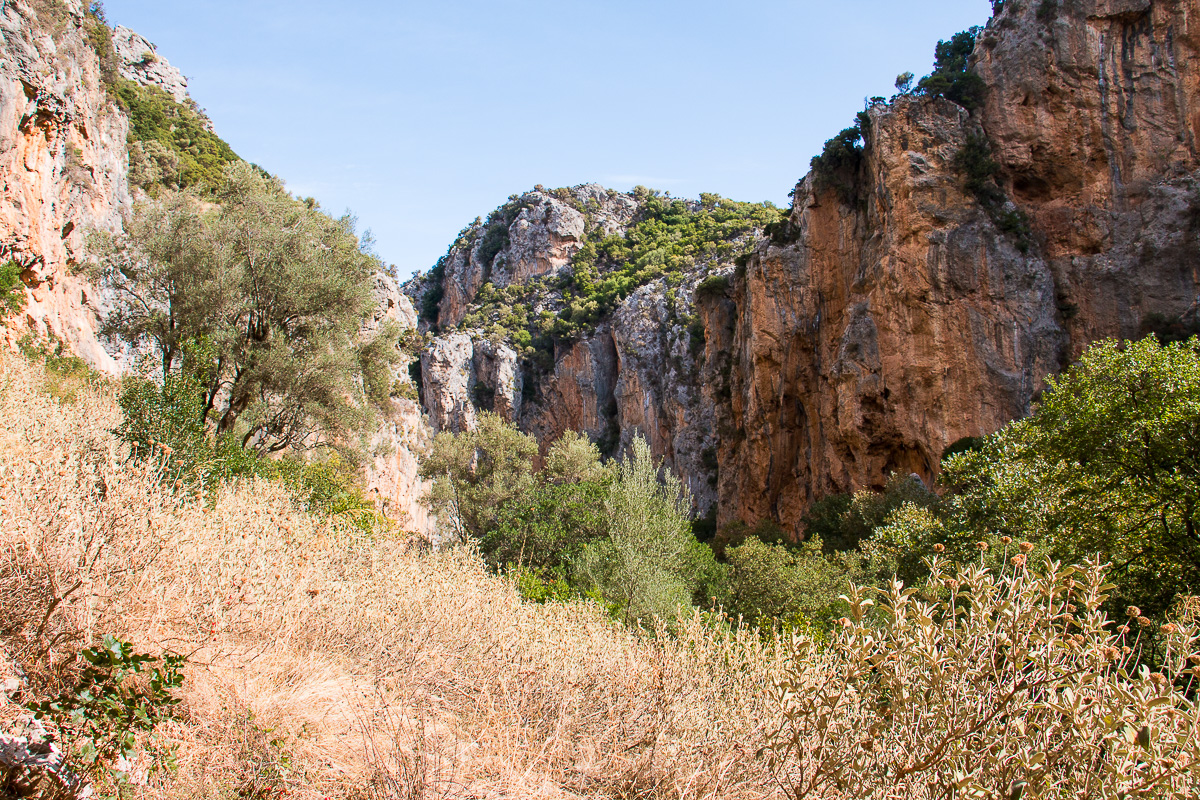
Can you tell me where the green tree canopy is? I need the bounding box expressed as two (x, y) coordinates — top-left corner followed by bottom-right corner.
(881, 337), (1200, 616)
(94, 162), (385, 455)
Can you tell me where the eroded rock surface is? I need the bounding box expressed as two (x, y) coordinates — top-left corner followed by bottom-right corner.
(112, 26), (189, 104)
(0, 0), (130, 371)
(413, 0), (1200, 533)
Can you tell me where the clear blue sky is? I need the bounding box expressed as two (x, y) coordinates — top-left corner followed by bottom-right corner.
(101, 0), (993, 278)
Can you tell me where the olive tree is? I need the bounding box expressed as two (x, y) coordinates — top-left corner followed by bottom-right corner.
(94, 162), (383, 454)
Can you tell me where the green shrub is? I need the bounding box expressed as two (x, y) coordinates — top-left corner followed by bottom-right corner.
(720, 537), (852, 629)
(916, 27), (986, 111)
(800, 473), (939, 554)
(1036, 0), (1059, 23)
(0, 260), (25, 318)
(116, 372), (380, 527)
(695, 273), (731, 300)
(420, 257), (446, 327)
(810, 114), (869, 204)
(113, 79), (238, 192)
(116, 373), (212, 479)
(29, 635), (183, 775)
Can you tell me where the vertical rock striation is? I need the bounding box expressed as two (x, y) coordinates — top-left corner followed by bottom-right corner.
(0, 0), (130, 371)
(414, 0), (1200, 534)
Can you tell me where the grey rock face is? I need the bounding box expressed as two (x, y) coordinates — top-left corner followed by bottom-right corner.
(420, 332), (477, 433)
(112, 26), (189, 104)
(364, 271), (418, 336)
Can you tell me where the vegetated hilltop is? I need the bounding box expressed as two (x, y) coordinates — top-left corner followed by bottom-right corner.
(410, 0), (1200, 534)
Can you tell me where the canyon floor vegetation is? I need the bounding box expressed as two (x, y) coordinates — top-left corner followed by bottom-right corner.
(3, 343), (1200, 799)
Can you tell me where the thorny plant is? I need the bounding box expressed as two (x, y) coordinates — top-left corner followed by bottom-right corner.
(761, 549), (1200, 799)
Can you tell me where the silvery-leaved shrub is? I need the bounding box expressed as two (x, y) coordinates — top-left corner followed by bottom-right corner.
(761, 553), (1200, 799)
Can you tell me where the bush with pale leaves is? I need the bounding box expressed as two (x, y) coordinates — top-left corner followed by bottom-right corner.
(762, 554), (1200, 799)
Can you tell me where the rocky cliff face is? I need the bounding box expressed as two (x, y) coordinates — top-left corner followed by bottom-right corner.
(0, 5), (436, 537)
(0, 0), (130, 370)
(414, 0), (1200, 534)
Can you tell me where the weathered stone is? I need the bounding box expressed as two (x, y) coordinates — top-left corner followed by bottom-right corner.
(0, 0), (131, 373)
(112, 26), (189, 104)
(420, 332), (476, 433)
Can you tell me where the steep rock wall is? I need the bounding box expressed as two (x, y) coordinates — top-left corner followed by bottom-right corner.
(416, 0), (1200, 535)
(721, 0), (1200, 532)
(0, 0), (130, 370)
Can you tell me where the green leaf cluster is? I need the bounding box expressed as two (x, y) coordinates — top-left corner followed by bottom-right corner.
(28, 635), (184, 771)
(915, 27), (987, 111)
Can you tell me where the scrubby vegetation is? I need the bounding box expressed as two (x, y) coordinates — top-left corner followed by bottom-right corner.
(5, 344), (1200, 797)
(442, 188), (779, 374)
(118, 80), (240, 192)
(809, 110), (872, 205)
(915, 27), (986, 111)
(0, 352), (779, 798)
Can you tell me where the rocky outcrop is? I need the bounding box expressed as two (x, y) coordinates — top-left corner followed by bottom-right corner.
(718, 0), (1200, 531)
(112, 26), (189, 104)
(414, 0), (1200, 535)
(428, 185), (638, 329)
(0, 0), (131, 372)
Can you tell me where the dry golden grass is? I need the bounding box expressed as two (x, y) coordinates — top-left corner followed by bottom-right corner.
(0, 351), (782, 799)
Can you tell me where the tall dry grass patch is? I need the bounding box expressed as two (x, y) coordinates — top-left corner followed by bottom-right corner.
(0, 351), (781, 799)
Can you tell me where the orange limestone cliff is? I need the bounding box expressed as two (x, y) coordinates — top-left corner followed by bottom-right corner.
(413, 0), (1200, 535)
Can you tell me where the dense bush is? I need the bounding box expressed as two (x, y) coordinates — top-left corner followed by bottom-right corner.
(114, 80), (239, 192)
(763, 556), (1200, 799)
(916, 27), (986, 111)
(720, 538), (850, 630)
(0, 260), (24, 318)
